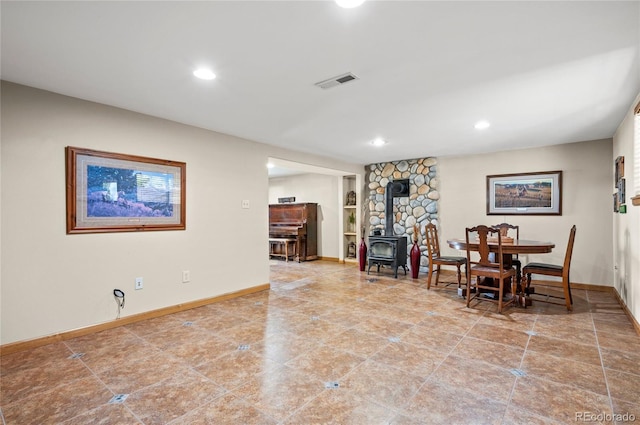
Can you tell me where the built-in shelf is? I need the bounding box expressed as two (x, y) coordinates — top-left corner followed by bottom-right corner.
(342, 176), (358, 263)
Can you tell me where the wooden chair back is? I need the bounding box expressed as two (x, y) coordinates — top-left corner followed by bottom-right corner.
(424, 222), (467, 289)
(424, 222), (441, 260)
(492, 222), (522, 284)
(465, 224), (515, 313)
(492, 222), (519, 240)
(563, 225), (577, 280)
(465, 225), (505, 268)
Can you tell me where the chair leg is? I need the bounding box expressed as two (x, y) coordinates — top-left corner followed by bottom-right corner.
(427, 263), (433, 289)
(434, 265), (441, 286)
(524, 272), (532, 308)
(497, 278), (504, 314)
(456, 265), (462, 288)
(511, 276), (518, 309)
(466, 276), (478, 308)
(562, 277), (573, 311)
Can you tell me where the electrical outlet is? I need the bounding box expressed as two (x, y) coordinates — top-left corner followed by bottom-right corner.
(135, 277), (143, 290)
(182, 270), (190, 283)
(241, 200), (250, 209)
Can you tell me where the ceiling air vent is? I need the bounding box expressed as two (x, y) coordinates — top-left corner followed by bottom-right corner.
(314, 72), (359, 90)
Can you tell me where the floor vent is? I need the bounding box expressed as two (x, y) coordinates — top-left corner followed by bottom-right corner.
(314, 72), (359, 89)
(510, 369), (527, 377)
(108, 394), (129, 404)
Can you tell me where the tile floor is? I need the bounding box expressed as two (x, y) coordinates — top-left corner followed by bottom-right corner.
(1, 260), (639, 425)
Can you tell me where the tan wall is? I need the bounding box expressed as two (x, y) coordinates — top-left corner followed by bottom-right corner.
(612, 93), (640, 322)
(0, 82), (362, 345)
(0, 80), (625, 345)
(438, 139), (614, 287)
(268, 174), (340, 258)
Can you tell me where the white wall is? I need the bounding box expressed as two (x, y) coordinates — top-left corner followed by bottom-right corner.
(0, 82), (362, 345)
(612, 93), (640, 323)
(268, 174), (340, 258)
(438, 139), (614, 287)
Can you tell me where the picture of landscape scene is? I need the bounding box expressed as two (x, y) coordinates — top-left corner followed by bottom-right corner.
(493, 178), (553, 209)
(86, 165), (175, 218)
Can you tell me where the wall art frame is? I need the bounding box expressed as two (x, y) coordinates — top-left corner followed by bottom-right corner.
(486, 170), (562, 215)
(618, 178), (626, 205)
(615, 156), (625, 183)
(66, 146), (186, 234)
(614, 156), (626, 213)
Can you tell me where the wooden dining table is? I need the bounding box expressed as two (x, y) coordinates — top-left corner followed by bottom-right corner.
(447, 238), (555, 295)
(446, 238), (555, 257)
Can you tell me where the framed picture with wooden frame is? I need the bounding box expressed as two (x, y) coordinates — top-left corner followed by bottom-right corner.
(615, 156), (625, 182)
(66, 146), (186, 234)
(486, 170), (562, 215)
(618, 178), (626, 205)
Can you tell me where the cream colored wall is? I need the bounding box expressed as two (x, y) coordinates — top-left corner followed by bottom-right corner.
(0, 82), (362, 345)
(612, 93), (640, 322)
(438, 139), (614, 287)
(1, 80), (625, 345)
(268, 174), (340, 258)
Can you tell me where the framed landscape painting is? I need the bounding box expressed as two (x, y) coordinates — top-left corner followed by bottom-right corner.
(66, 146), (186, 234)
(487, 170), (562, 215)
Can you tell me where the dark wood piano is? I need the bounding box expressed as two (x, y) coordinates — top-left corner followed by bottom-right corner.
(269, 203), (318, 262)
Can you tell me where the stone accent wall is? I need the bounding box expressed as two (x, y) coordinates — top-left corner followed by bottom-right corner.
(366, 157), (438, 267)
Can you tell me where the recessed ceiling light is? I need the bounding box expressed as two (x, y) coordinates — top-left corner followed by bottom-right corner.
(193, 68), (216, 80)
(370, 138), (387, 147)
(474, 120), (491, 130)
(335, 0), (366, 8)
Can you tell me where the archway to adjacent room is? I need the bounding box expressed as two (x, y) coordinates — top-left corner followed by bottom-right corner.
(267, 157), (363, 264)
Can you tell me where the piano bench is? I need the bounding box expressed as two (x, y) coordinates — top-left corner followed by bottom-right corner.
(269, 238), (297, 262)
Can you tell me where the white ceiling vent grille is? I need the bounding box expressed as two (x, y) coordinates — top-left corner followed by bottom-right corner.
(314, 72), (359, 90)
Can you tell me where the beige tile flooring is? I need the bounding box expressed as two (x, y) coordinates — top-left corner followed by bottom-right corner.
(1, 260), (640, 424)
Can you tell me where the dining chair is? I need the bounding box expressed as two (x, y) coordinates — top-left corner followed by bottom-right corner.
(522, 225), (576, 311)
(424, 223), (466, 290)
(492, 223), (521, 285)
(465, 225), (516, 313)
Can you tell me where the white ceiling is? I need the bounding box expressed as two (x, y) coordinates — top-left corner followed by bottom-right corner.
(2, 1), (639, 167)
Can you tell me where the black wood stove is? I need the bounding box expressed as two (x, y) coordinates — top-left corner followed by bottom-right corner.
(367, 236), (407, 278)
(367, 178), (410, 278)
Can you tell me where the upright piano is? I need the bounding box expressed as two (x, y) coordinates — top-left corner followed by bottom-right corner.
(269, 203), (318, 261)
